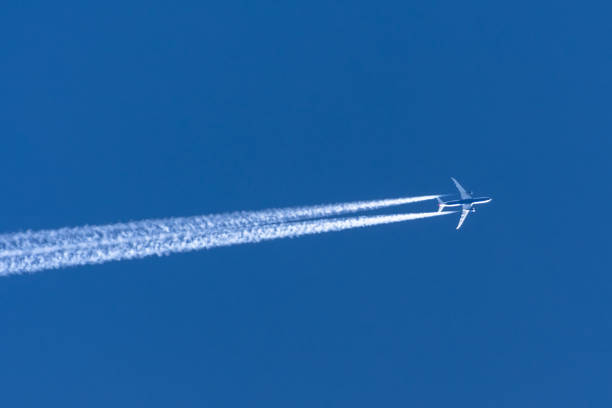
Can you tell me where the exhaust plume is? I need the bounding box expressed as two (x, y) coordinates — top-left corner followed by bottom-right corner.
(0, 196), (451, 276)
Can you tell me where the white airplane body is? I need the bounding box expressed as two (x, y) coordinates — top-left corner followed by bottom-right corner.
(437, 177), (492, 230)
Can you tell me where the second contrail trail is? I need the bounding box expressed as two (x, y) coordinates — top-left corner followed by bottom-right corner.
(0, 210), (453, 276)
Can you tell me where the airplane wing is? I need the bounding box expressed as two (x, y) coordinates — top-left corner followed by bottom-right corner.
(451, 177), (471, 199)
(456, 206), (471, 230)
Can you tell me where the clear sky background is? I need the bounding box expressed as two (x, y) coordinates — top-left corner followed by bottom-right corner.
(1, 1), (610, 407)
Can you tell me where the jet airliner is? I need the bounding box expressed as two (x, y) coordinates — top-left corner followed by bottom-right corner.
(437, 177), (492, 230)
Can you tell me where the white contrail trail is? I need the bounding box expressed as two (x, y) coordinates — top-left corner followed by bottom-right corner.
(0, 195), (438, 256)
(0, 211), (453, 276)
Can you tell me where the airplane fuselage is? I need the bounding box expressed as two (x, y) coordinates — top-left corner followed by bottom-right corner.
(440, 178), (491, 229)
(442, 197), (492, 207)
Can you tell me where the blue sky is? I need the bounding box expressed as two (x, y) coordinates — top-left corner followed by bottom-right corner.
(1, 1), (610, 406)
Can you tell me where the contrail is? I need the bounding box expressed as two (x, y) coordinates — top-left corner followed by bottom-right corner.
(0, 195), (438, 256)
(0, 209), (453, 276)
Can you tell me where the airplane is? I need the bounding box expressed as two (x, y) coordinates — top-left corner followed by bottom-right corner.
(437, 177), (492, 230)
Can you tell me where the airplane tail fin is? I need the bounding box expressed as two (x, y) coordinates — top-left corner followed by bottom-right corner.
(436, 197), (445, 213)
